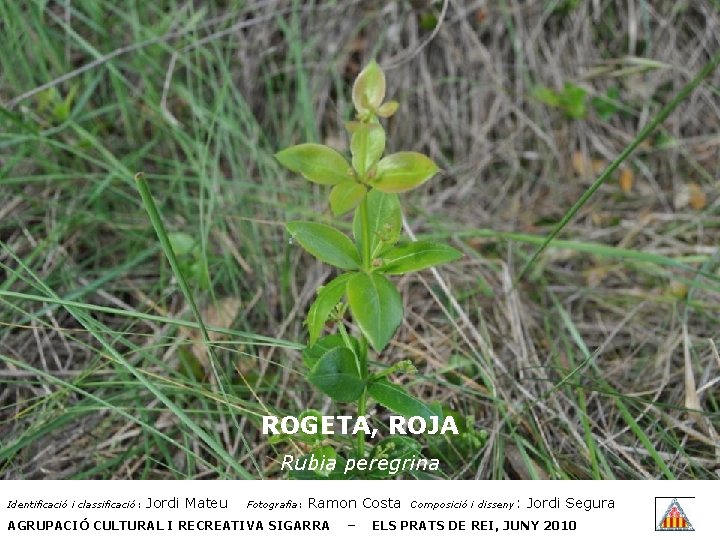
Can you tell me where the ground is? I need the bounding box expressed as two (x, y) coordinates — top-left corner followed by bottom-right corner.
(1, 0), (719, 479)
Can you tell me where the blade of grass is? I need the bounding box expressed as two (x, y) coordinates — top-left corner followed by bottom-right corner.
(0, 353), (218, 475)
(134, 171), (262, 476)
(550, 293), (675, 479)
(0, 289), (300, 348)
(134, 172), (216, 352)
(433, 228), (720, 292)
(0, 239), (253, 478)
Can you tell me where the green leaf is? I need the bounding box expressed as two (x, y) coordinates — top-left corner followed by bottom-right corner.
(373, 152), (439, 193)
(306, 274), (351, 344)
(344, 121), (362, 134)
(591, 86), (621, 120)
(419, 12), (438, 31)
(329, 182), (367, 217)
(167, 232), (196, 256)
(379, 241), (462, 275)
(368, 435), (422, 478)
(654, 132), (677, 149)
(287, 221), (361, 270)
(187, 260), (210, 289)
(532, 85), (561, 106)
(307, 347), (364, 402)
(310, 446), (337, 477)
(372, 435), (422, 461)
(288, 446), (338, 479)
(561, 83), (587, 119)
(368, 379), (439, 422)
(275, 143), (354, 185)
(351, 123), (385, 177)
(352, 189), (402, 255)
(532, 84), (587, 119)
(299, 411), (328, 444)
(347, 272), (402, 352)
(352, 61), (386, 113)
(377, 101), (399, 118)
(553, 0), (581, 15)
(426, 409), (486, 469)
(303, 333), (360, 368)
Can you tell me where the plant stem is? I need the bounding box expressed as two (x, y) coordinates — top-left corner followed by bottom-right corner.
(356, 334), (368, 458)
(356, 194), (372, 458)
(357, 391), (367, 458)
(360, 195), (371, 271)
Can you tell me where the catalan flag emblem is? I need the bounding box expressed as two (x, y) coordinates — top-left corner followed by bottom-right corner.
(656, 498), (694, 531)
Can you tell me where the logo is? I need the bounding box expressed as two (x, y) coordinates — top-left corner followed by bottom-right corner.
(655, 498), (694, 532)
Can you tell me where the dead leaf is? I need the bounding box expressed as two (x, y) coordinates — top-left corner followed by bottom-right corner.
(505, 445), (549, 479)
(571, 150), (592, 177)
(349, 35), (367, 55)
(591, 159), (607, 174)
(683, 325), (701, 414)
(619, 167), (634, 193)
(675, 182), (708, 210)
(590, 212), (614, 227)
(688, 183), (707, 210)
(674, 185), (689, 209)
(668, 280), (688, 299)
(180, 297), (242, 368)
(557, 352), (570, 371)
(585, 266), (609, 287)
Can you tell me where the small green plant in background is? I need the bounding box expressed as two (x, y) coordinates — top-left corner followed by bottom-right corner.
(533, 82), (627, 121)
(551, 0), (581, 17)
(167, 232), (211, 289)
(275, 62), (464, 477)
(590, 86), (622, 120)
(35, 84), (79, 123)
(532, 82), (588, 119)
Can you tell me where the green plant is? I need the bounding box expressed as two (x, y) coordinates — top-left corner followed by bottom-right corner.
(590, 86), (622, 120)
(35, 84), (79, 123)
(275, 62), (462, 475)
(532, 82), (587, 119)
(552, 0), (581, 16)
(168, 231), (211, 289)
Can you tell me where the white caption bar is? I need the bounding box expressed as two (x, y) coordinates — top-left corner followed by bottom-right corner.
(1, 480), (713, 539)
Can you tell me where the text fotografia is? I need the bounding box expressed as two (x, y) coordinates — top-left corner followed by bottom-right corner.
(263, 415), (458, 437)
